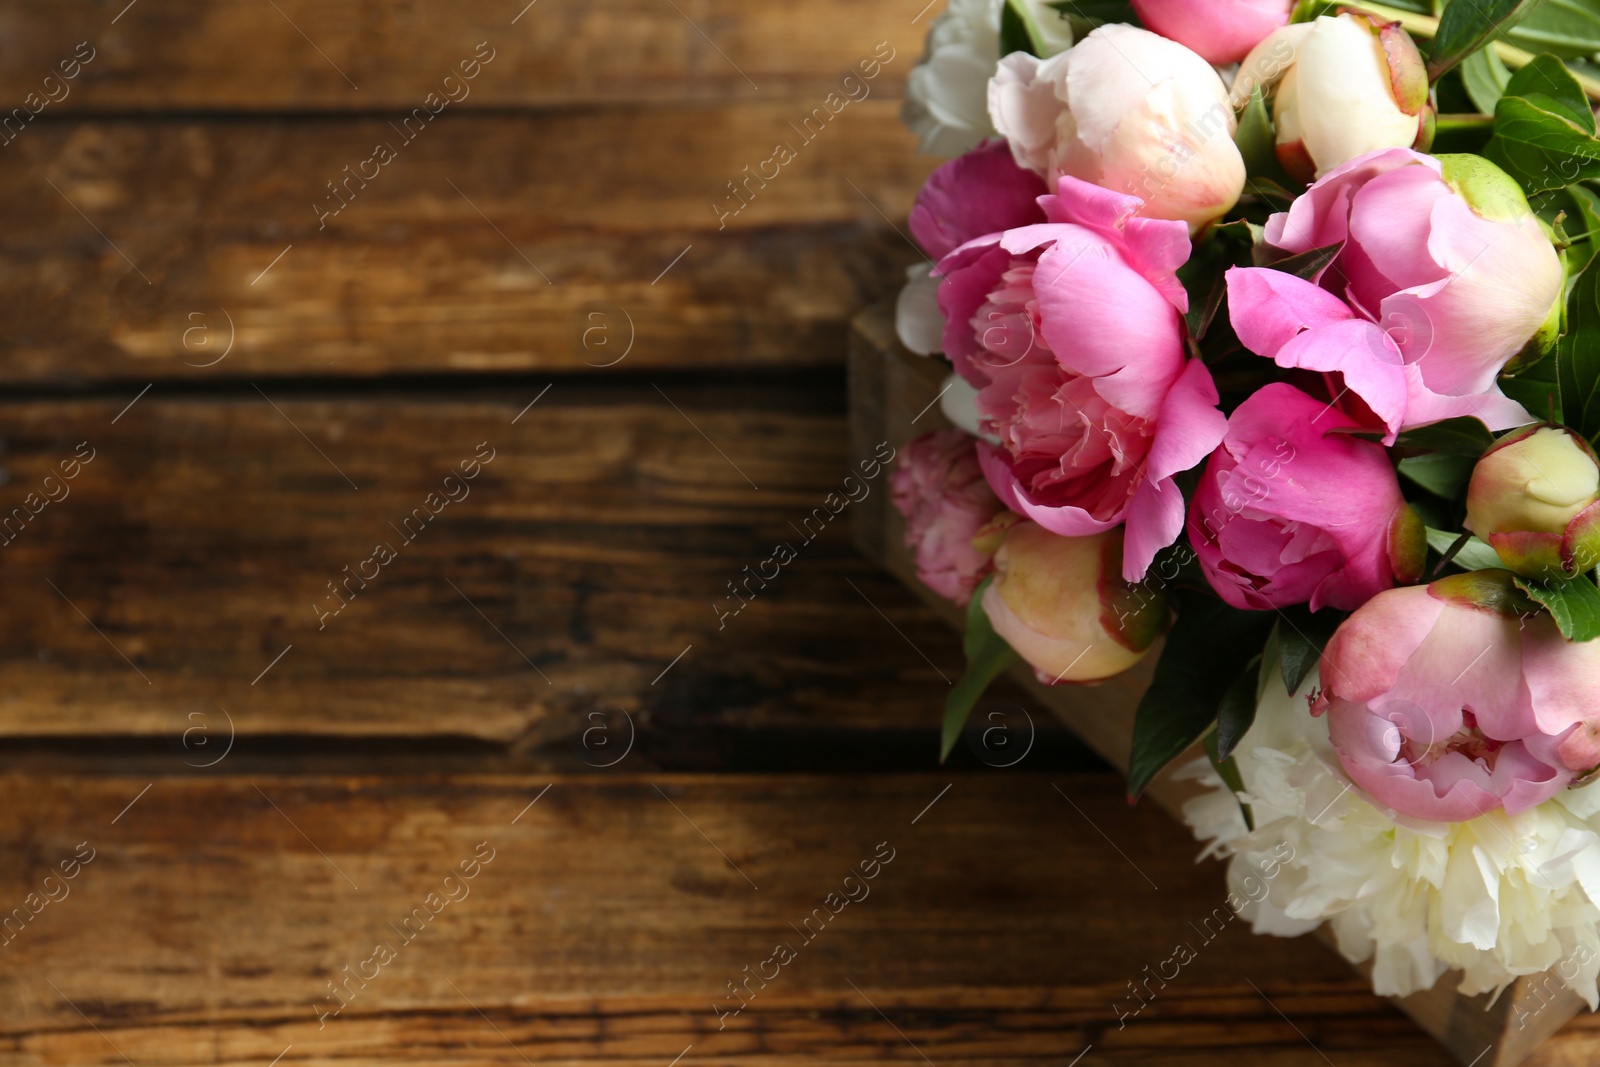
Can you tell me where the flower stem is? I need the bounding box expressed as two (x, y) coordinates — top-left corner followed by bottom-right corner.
(1433, 113), (1495, 132)
(1349, 2), (1600, 101)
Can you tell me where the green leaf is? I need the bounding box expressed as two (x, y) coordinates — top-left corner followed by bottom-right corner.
(1503, 336), (1564, 423)
(1485, 55), (1600, 195)
(1515, 573), (1600, 640)
(1290, 0), (1339, 21)
(1399, 452), (1478, 498)
(1258, 623), (1283, 704)
(1001, 0), (1075, 56)
(1462, 44), (1515, 113)
(1428, 0), (1545, 82)
(1203, 726), (1254, 832)
(1051, 0), (1134, 29)
(1178, 219), (1255, 341)
(1509, 0), (1600, 59)
(1127, 592), (1273, 800)
(1235, 87), (1297, 189)
(1215, 656), (1262, 761)
(1253, 241), (1342, 280)
(1273, 605), (1344, 697)
(1566, 183), (1600, 272)
(998, 0), (1038, 58)
(1426, 527), (1507, 570)
(1560, 252), (1600, 443)
(1510, 52), (1597, 130)
(941, 577), (1021, 763)
(1397, 415), (1499, 455)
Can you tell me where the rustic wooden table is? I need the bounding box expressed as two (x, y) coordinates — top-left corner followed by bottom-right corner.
(1, 3), (1592, 1064)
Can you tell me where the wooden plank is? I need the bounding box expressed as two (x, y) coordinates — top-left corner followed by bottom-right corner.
(846, 305), (1593, 1066)
(0, 1), (925, 111)
(0, 771), (1458, 1065)
(0, 380), (997, 748)
(0, 106), (935, 384)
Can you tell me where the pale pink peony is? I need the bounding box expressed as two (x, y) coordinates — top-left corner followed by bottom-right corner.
(1131, 0), (1291, 65)
(1188, 383), (1418, 612)
(890, 429), (1007, 605)
(936, 175), (1227, 581)
(1317, 575), (1600, 822)
(988, 24), (1245, 233)
(1227, 149), (1559, 443)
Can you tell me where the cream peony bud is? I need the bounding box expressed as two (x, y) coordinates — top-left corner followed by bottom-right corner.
(1465, 426), (1600, 579)
(1235, 14), (1432, 181)
(981, 523), (1166, 684)
(988, 24), (1245, 233)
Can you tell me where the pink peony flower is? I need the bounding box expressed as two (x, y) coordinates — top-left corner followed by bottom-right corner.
(889, 429), (1007, 605)
(1226, 150), (1560, 443)
(1317, 574), (1600, 822)
(1188, 383), (1421, 612)
(1131, 0), (1292, 65)
(909, 139), (1049, 260)
(981, 522), (1166, 684)
(988, 24), (1246, 233)
(936, 175), (1227, 581)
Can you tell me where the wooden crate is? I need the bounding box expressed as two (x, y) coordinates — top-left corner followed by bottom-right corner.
(847, 302), (1589, 1067)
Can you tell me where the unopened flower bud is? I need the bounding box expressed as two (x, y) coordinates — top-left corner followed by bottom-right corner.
(981, 523), (1166, 684)
(1465, 425), (1600, 579)
(1235, 14), (1434, 181)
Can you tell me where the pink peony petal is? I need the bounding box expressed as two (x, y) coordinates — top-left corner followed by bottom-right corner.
(909, 140), (1050, 261)
(1226, 266), (1355, 358)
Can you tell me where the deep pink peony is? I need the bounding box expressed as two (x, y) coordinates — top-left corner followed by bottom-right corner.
(1131, 0), (1292, 65)
(889, 429), (1007, 605)
(1187, 383), (1418, 612)
(1227, 149), (1560, 443)
(909, 139), (1049, 260)
(1316, 575), (1600, 822)
(937, 176), (1227, 581)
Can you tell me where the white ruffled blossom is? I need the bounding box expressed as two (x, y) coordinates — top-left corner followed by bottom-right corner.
(1181, 672), (1600, 1005)
(903, 0), (1072, 157)
(896, 264), (945, 356)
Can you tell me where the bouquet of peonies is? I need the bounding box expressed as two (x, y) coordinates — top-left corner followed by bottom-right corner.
(890, 0), (1600, 1008)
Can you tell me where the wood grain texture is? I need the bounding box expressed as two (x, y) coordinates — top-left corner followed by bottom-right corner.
(845, 305), (1595, 1067)
(0, 379), (987, 749)
(0, 105), (935, 385)
(0, 771), (1462, 1066)
(0, 1), (926, 111)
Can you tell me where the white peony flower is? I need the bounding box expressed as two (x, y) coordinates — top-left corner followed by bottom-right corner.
(1181, 670), (1600, 1005)
(895, 264), (945, 355)
(903, 0), (1072, 157)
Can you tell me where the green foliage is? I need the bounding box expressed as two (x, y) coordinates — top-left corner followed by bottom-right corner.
(1511, 0), (1600, 59)
(1400, 453), (1478, 498)
(999, 0), (1040, 58)
(1515, 573), (1600, 640)
(1429, 0), (1546, 82)
(1560, 252), (1600, 443)
(1397, 416), (1498, 455)
(1214, 656), (1261, 761)
(940, 577), (1021, 763)
(1127, 592), (1273, 799)
(1485, 55), (1600, 195)
(1461, 45), (1515, 112)
(1426, 528), (1507, 571)
(1270, 606), (1345, 698)
(1179, 220), (1256, 342)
